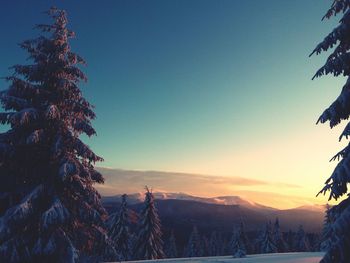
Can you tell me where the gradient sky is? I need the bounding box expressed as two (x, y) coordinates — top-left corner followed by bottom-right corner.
(0, 1), (346, 206)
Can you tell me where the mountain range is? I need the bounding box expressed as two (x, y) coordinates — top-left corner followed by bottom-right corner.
(102, 192), (326, 234)
(96, 167), (328, 209)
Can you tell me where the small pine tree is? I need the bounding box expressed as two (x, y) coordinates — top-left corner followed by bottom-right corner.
(133, 187), (165, 260)
(184, 226), (202, 257)
(294, 225), (310, 252)
(109, 194), (131, 261)
(272, 218), (288, 252)
(257, 223), (277, 254)
(164, 230), (178, 258)
(0, 7), (116, 262)
(310, 1), (350, 262)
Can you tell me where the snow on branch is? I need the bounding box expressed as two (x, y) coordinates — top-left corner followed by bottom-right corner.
(78, 201), (103, 225)
(6, 76), (45, 98)
(10, 108), (38, 126)
(26, 129), (44, 144)
(0, 185), (44, 241)
(42, 228), (78, 263)
(74, 138), (103, 163)
(0, 92), (30, 111)
(0, 236), (30, 262)
(40, 198), (69, 231)
(58, 160), (79, 181)
(318, 148), (350, 200)
(45, 105), (60, 120)
(316, 79), (350, 128)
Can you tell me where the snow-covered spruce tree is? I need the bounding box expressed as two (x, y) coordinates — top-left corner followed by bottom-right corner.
(293, 225), (310, 252)
(238, 221), (251, 254)
(229, 222), (251, 255)
(164, 230), (178, 258)
(320, 204), (333, 252)
(230, 229), (246, 258)
(310, 233), (321, 252)
(227, 227), (236, 254)
(231, 239), (246, 258)
(201, 235), (209, 257)
(0, 7), (116, 263)
(133, 187), (165, 260)
(310, 1), (350, 262)
(208, 231), (221, 256)
(109, 194), (131, 261)
(221, 234), (230, 255)
(272, 218), (288, 253)
(257, 223), (277, 254)
(286, 230), (295, 252)
(184, 226), (202, 257)
(128, 232), (137, 259)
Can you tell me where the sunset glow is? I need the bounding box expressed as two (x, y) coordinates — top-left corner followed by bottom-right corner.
(0, 1), (344, 209)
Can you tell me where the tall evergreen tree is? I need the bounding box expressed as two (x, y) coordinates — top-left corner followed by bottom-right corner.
(133, 187), (164, 260)
(184, 226), (202, 257)
(272, 218), (288, 252)
(293, 225), (310, 252)
(310, 1), (350, 262)
(164, 230), (178, 258)
(0, 7), (115, 262)
(257, 223), (277, 254)
(109, 194), (130, 261)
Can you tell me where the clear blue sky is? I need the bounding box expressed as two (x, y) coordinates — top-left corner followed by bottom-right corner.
(0, 1), (344, 194)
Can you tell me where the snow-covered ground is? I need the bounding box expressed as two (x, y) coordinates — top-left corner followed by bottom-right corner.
(123, 253), (324, 263)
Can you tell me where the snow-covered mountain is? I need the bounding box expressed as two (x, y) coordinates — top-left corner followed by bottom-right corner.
(102, 191), (324, 212)
(102, 192), (325, 233)
(96, 167), (319, 209)
(102, 192), (268, 209)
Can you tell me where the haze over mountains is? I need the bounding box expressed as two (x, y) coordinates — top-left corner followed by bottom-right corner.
(102, 192), (325, 233)
(96, 167), (328, 209)
(103, 192), (275, 210)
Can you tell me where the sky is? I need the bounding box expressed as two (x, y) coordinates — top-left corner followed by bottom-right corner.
(0, 0), (347, 208)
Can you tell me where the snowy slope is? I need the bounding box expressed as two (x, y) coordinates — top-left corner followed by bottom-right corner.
(121, 253), (324, 263)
